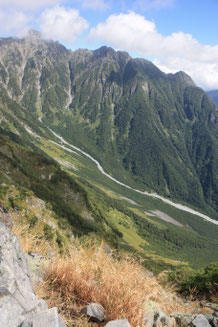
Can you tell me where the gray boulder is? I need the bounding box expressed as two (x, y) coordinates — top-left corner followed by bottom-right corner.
(104, 318), (131, 327)
(212, 317), (218, 327)
(144, 301), (175, 327)
(192, 314), (211, 327)
(0, 222), (65, 327)
(25, 252), (47, 286)
(19, 307), (67, 327)
(171, 313), (194, 327)
(80, 302), (106, 322)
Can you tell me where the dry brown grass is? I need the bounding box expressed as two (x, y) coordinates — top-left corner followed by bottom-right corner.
(12, 223), (56, 258)
(43, 243), (199, 327)
(12, 223), (201, 327)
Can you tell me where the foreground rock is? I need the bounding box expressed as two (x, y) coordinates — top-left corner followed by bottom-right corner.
(80, 302), (106, 322)
(171, 312), (218, 327)
(25, 252), (47, 286)
(0, 204), (13, 229)
(144, 301), (176, 327)
(105, 318), (131, 327)
(0, 222), (66, 327)
(192, 314), (211, 327)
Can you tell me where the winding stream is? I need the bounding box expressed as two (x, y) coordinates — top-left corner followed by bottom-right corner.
(49, 129), (218, 226)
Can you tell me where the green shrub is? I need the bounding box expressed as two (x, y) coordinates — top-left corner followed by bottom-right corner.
(167, 262), (218, 301)
(43, 224), (54, 241)
(29, 215), (38, 228)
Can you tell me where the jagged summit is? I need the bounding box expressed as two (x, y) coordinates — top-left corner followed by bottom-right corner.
(0, 35), (217, 214)
(25, 29), (42, 40)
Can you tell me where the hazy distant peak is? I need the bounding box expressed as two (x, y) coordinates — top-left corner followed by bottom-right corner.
(25, 29), (42, 41)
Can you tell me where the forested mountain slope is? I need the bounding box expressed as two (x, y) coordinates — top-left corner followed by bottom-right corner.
(207, 89), (218, 105)
(0, 34), (217, 215)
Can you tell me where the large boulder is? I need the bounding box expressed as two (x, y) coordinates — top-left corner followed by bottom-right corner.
(19, 307), (66, 327)
(171, 313), (214, 327)
(104, 319), (131, 327)
(0, 222), (65, 327)
(192, 315), (211, 327)
(80, 302), (106, 322)
(144, 301), (176, 327)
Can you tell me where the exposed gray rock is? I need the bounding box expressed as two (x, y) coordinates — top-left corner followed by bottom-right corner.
(19, 307), (67, 327)
(191, 314), (211, 327)
(25, 252), (47, 286)
(212, 318), (218, 327)
(0, 222), (64, 327)
(103, 244), (113, 258)
(80, 302), (106, 322)
(171, 313), (193, 327)
(47, 220), (57, 230)
(144, 301), (175, 327)
(104, 318), (131, 327)
(203, 314), (214, 325)
(0, 204), (13, 229)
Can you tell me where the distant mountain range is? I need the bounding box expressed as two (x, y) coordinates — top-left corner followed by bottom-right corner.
(0, 34), (217, 215)
(207, 89), (218, 105)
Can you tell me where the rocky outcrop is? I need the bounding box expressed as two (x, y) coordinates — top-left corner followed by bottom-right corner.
(80, 302), (106, 322)
(0, 203), (13, 230)
(171, 312), (218, 327)
(144, 301), (176, 327)
(25, 252), (47, 286)
(0, 222), (66, 327)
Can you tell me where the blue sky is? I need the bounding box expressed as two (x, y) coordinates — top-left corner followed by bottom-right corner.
(0, 0), (218, 90)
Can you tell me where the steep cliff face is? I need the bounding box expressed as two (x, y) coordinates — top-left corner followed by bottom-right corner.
(0, 222), (66, 327)
(0, 35), (217, 212)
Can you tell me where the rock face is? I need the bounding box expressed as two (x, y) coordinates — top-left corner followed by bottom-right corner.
(0, 204), (13, 229)
(0, 222), (66, 327)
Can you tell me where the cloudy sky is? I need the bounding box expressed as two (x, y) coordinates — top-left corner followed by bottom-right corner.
(0, 0), (218, 90)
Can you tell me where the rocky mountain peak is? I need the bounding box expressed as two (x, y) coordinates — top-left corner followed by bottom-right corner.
(172, 71), (196, 87)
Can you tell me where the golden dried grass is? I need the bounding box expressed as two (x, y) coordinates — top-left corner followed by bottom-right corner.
(12, 223), (56, 258)
(12, 223), (200, 327)
(43, 244), (199, 327)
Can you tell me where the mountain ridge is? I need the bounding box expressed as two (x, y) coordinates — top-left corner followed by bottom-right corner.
(207, 89), (218, 105)
(0, 35), (217, 215)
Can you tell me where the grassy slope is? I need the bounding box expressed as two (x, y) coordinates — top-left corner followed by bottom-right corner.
(0, 38), (217, 215)
(0, 71), (218, 270)
(1, 131), (218, 270)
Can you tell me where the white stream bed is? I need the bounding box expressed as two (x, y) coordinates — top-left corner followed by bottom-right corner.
(43, 128), (218, 226)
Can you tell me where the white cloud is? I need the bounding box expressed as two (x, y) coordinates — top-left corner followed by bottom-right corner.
(90, 11), (218, 89)
(89, 11), (157, 53)
(153, 58), (218, 91)
(0, 9), (31, 36)
(39, 6), (89, 43)
(0, 0), (61, 11)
